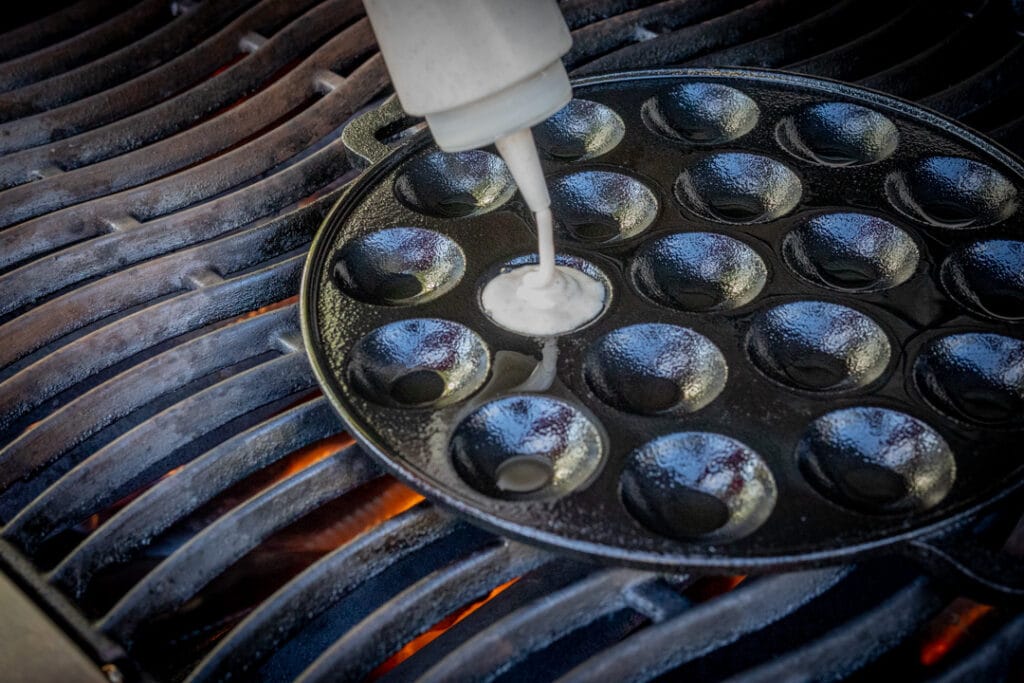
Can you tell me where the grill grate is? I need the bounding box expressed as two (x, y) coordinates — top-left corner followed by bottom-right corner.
(0, 0), (1022, 681)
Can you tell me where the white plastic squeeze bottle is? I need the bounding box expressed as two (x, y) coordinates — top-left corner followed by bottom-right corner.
(363, 0), (572, 286)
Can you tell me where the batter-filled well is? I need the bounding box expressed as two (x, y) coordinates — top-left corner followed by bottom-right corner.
(483, 131), (607, 337)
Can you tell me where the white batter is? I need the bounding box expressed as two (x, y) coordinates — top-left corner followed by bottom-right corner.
(481, 251), (604, 336)
(486, 132), (606, 337)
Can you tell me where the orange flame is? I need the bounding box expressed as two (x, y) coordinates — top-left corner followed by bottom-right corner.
(920, 598), (995, 666)
(272, 438), (428, 548)
(235, 295), (298, 322)
(162, 464), (186, 480)
(209, 53), (246, 79)
(687, 575), (746, 602)
(280, 477), (425, 554)
(371, 578), (520, 678)
(83, 463), (189, 531)
(718, 575), (746, 592)
(276, 433), (354, 481)
(266, 433), (425, 555)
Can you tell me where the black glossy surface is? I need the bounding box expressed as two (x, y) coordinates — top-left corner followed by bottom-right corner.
(534, 98), (626, 162)
(746, 300), (891, 392)
(631, 232), (767, 311)
(549, 169), (659, 243)
(642, 82), (760, 144)
(942, 239), (1024, 320)
(346, 319), (491, 409)
(450, 394), (605, 500)
(332, 226), (465, 306)
(797, 407), (956, 514)
(584, 323), (727, 414)
(393, 150), (516, 219)
(304, 68), (1024, 572)
(782, 212), (919, 292)
(621, 432), (776, 541)
(776, 102), (899, 166)
(675, 151), (802, 224)
(914, 333), (1024, 427)
(886, 156), (1019, 228)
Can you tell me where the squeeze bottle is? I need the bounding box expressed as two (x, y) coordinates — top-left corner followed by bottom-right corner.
(362, 0), (572, 226)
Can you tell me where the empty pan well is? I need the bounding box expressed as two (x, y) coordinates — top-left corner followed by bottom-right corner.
(346, 319), (490, 408)
(450, 394), (604, 499)
(798, 407), (955, 514)
(642, 82), (760, 145)
(549, 170), (658, 244)
(777, 102), (898, 167)
(584, 323), (727, 415)
(782, 213), (919, 292)
(394, 150), (516, 218)
(747, 301), (891, 392)
(621, 432), (776, 542)
(631, 232), (767, 311)
(333, 227), (465, 305)
(533, 99), (625, 161)
(675, 152), (802, 224)
(886, 156), (1018, 229)
(914, 333), (1024, 426)
(941, 240), (1024, 320)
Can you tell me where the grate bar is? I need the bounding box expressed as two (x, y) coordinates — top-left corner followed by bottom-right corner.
(0, 0), (170, 94)
(0, 305), (297, 495)
(572, 0), (814, 75)
(620, 578), (692, 623)
(98, 443), (380, 645)
(51, 397), (343, 599)
(419, 567), (668, 683)
(555, 568), (851, 683)
(0, 0), (352, 159)
(0, 18), (378, 228)
(921, 42), (1024, 119)
(855, 8), (994, 99)
(926, 612), (1024, 682)
(0, 0), (253, 122)
(722, 579), (946, 683)
(297, 541), (550, 683)
(188, 504), (466, 683)
(564, 0), (752, 70)
(785, 1), (943, 80)
(4, 350), (316, 555)
(0, 254), (304, 439)
(0, 52), (386, 306)
(558, 0), (664, 29)
(0, 189), (333, 374)
(0, 130), (344, 315)
(992, 114), (1024, 150)
(239, 31), (269, 53)
(682, 0), (879, 69)
(0, 0), (137, 63)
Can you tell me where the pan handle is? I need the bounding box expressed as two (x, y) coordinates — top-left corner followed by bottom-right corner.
(341, 94), (424, 167)
(907, 514), (1024, 606)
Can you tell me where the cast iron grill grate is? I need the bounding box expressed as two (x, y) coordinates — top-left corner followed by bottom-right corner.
(0, 1), (1022, 681)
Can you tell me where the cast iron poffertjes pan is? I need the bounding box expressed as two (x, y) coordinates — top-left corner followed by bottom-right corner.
(301, 68), (1024, 602)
